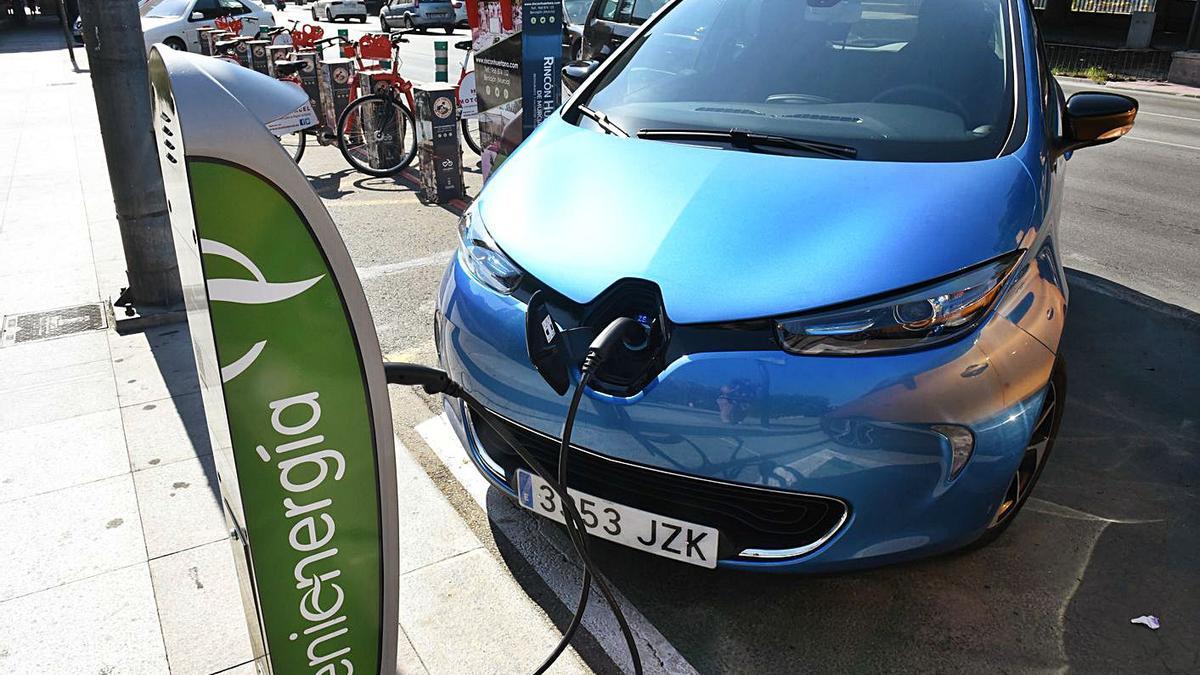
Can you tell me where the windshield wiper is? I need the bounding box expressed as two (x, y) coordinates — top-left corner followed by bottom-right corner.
(636, 128), (857, 160)
(576, 105), (630, 138)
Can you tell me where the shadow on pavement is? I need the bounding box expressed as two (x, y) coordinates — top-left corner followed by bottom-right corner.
(309, 167), (359, 200)
(139, 323), (220, 507)
(491, 269), (1199, 674)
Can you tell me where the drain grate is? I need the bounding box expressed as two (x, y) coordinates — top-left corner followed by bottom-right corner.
(1, 303), (109, 347)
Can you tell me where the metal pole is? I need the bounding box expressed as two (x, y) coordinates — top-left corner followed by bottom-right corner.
(56, 0), (77, 71)
(1187, 0), (1200, 51)
(76, 0), (182, 310)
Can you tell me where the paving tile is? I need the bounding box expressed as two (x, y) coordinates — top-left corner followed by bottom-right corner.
(0, 474), (145, 602)
(213, 661), (262, 675)
(122, 391), (212, 471)
(0, 408), (128, 503)
(393, 437), (481, 575)
(133, 454), (227, 559)
(397, 627), (430, 675)
(0, 563), (169, 675)
(0, 329), (108, 379)
(396, 549), (589, 675)
(0, 358), (118, 432)
(0, 266), (100, 322)
(110, 323), (200, 406)
(149, 539), (254, 675)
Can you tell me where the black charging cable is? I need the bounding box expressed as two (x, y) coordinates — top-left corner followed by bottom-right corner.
(384, 317), (649, 675)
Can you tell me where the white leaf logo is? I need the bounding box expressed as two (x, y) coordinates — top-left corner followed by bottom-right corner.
(201, 238), (324, 383)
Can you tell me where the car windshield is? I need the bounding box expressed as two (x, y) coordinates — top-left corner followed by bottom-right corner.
(146, 0), (192, 17)
(564, 0), (592, 24)
(576, 0), (1017, 162)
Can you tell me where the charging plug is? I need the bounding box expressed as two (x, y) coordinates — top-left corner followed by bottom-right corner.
(583, 317), (651, 375)
(383, 362), (463, 398)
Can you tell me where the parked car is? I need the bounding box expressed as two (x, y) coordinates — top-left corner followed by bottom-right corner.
(311, 0), (367, 22)
(379, 0), (456, 33)
(140, 0), (275, 52)
(436, 0), (1137, 572)
(564, 0), (667, 63)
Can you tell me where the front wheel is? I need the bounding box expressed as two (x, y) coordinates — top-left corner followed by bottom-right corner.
(278, 129), (307, 163)
(460, 117), (482, 155)
(337, 93), (417, 176)
(969, 357), (1067, 549)
(311, 8), (317, 20)
(443, 27), (453, 34)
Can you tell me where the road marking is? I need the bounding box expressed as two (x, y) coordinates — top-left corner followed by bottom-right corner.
(357, 250), (454, 280)
(1139, 111), (1200, 123)
(417, 413), (698, 675)
(1126, 135), (1200, 152)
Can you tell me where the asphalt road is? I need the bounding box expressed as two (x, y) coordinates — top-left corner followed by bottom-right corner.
(277, 17), (1200, 668)
(1057, 80), (1200, 314)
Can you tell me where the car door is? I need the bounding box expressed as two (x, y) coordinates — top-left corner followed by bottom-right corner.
(184, 0), (219, 50)
(582, 0), (663, 62)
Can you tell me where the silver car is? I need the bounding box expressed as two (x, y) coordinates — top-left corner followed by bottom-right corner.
(379, 0), (457, 34)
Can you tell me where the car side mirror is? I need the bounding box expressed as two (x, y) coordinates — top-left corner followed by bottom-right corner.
(190, 11), (204, 20)
(1059, 92), (1137, 155)
(562, 60), (598, 89)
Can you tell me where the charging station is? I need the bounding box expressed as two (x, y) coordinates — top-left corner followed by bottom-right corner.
(148, 48), (399, 675)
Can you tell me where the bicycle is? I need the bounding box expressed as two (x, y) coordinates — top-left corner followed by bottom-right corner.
(452, 39), (483, 156)
(335, 32), (420, 176)
(264, 22), (327, 162)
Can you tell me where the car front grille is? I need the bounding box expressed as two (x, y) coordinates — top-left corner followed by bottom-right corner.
(467, 404), (849, 561)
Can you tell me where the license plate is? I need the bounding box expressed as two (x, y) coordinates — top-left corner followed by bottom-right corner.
(516, 469), (719, 568)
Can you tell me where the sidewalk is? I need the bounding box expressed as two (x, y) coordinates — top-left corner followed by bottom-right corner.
(0, 25), (590, 675)
(1059, 75), (1200, 98)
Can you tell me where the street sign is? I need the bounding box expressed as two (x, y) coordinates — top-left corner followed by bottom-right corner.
(148, 47), (399, 675)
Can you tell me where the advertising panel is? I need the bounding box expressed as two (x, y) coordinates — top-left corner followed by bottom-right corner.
(467, 0), (561, 178)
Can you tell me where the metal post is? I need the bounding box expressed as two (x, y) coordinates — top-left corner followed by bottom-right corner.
(435, 40), (448, 82)
(1187, 0), (1200, 51)
(77, 0), (182, 311)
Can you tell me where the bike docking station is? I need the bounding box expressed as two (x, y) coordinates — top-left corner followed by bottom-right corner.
(317, 56), (356, 134)
(148, 33), (650, 674)
(466, 0), (563, 180)
(149, 47), (399, 674)
(414, 83), (464, 204)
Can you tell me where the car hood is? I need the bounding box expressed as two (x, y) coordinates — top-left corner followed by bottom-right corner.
(479, 115), (1039, 324)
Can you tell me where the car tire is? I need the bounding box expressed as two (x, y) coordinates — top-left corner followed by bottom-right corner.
(311, 8), (317, 20)
(358, 15), (367, 23)
(443, 27), (453, 34)
(380, 15), (388, 30)
(967, 357), (1067, 550)
(163, 36), (187, 51)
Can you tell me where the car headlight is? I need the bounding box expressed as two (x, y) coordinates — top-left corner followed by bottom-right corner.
(775, 251), (1023, 356)
(457, 209), (523, 294)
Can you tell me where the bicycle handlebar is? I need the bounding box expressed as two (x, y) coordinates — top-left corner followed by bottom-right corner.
(314, 35), (352, 47)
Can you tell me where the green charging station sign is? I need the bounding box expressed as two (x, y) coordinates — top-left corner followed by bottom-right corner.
(193, 161), (382, 675)
(149, 48), (398, 675)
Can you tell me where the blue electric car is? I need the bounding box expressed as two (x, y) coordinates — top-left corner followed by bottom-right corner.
(435, 0), (1137, 572)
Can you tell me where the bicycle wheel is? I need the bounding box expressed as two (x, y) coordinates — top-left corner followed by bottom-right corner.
(279, 129), (307, 163)
(337, 93), (417, 176)
(460, 116), (483, 156)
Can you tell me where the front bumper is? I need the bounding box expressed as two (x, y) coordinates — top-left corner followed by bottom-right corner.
(436, 256), (1060, 572)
